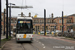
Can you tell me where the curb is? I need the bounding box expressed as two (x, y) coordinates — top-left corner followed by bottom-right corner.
(1, 38), (12, 50)
(1, 41), (7, 50)
(36, 34), (75, 40)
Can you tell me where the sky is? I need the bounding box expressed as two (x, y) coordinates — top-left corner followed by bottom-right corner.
(1, 0), (75, 17)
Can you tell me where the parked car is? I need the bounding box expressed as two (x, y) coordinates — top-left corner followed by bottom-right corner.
(58, 32), (63, 36)
(56, 30), (61, 35)
(40, 31), (44, 34)
(40, 31), (50, 34)
(46, 31), (50, 34)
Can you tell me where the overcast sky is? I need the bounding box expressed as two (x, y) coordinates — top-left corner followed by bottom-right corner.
(1, 0), (75, 17)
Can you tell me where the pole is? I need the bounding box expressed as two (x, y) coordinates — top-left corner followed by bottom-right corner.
(3, 9), (5, 35)
(62, 11), (63, 36)
(0, 0), (1, 47)
(44, 9), (46, 36)
(6, 0), (8, 39)
(9, 4), (11, 37)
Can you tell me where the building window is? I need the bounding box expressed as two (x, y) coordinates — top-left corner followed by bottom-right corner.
(34, 20), (36, 23)
(42, 26), (44, 31)
(67, 26), (72, 30)
(14, 21), (16, 23)
(47, 20), (50, 23)
(67, 20), (71, 23)
(40, 20), (43, 23)
(59, 19), (61, 23)
(38, 26), (39, 30)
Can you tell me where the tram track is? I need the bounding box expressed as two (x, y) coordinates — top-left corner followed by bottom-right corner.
(20, 42), (39, 50)
(29, 43), (39, 50)
(21, 43), (26, 50)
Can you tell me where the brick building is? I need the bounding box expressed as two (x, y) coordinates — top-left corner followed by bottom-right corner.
(10, 17), (17, 31)
(2, 12), (75, 33)
(1, 12), (6, 34)
(33, 14), (75, 32)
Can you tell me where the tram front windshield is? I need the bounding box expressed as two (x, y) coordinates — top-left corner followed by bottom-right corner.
(17, 20), (33, 34)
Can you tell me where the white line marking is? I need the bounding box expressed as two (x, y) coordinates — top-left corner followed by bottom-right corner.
(43, 46), (45, 48)
(42, 44), (44, 46)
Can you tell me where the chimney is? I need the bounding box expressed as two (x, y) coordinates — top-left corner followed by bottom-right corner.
(21, 12), (23, 17)
(51, 13), (53, 18)
(29, 12), (31, 17)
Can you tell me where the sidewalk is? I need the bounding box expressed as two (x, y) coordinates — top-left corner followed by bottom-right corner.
(0, 34), (13, 50)
(1, 38), (23, 50)
(1, 34), (6, 40)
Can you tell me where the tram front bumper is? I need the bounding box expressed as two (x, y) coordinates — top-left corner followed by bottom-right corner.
(16, 38), (33, 41)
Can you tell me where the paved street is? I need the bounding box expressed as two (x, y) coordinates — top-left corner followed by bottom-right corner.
(2, 34), (75, 50)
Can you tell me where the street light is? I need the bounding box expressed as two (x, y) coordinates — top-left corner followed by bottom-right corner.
(44, 9), (46, 36)
(6, 0), (8, 39)
(8, 6), (33, 9)
(8, 3), (15, 37)
(3, 9), (6, 36)
(62, 11), (64, 36)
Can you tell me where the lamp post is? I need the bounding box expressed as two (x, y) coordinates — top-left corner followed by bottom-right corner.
(44, 9), (46, 36)
(6, 0), (8, 39)
(8, 6), (33, 8)
(62, 11), (64, 36)
(3, 9), (6, 35)
(8, 3), (15, 37)
(0, 0), (1, 47)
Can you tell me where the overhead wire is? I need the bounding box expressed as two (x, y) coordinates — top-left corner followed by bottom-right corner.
(21, 0), (23, 12)
(26, 9), (43, 16)
(25, 0), (26, 6)
(27, 9), (38, 15)
(62, 0), (64, 11)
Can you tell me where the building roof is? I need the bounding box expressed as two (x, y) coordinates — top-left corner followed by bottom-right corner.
(17, 17), (32, 19)
(69, 14), (75, 16)
(33, 17), (56, 19)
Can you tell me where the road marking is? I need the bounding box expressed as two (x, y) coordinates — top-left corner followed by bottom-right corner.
(42, 44), (44, 46)
(43, 46), (45, 48)
(39, 42), (41, 43)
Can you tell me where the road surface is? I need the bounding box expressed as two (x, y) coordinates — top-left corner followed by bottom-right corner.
(2, 34), (75, 50)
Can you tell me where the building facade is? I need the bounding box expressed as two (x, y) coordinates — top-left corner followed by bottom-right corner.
(1, 12), (7, 34)
(33, 14), (75, 32)
(2, 12), (75, 33)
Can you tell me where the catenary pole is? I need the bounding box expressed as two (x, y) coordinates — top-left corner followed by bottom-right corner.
(44, 9), (46, 36)
(62, 11), (63, 36)
(3, 9), (6, 35)
(9, 3), (11, 37)
(6, 0), (8, 39)
(0, 0), (1, 47)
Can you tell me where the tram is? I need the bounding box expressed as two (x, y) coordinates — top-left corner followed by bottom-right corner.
(16, 17), (33, 42)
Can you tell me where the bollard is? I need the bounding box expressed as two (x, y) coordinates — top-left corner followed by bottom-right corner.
(38, 32), (40, 35)
(33, 32), (35, 34)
